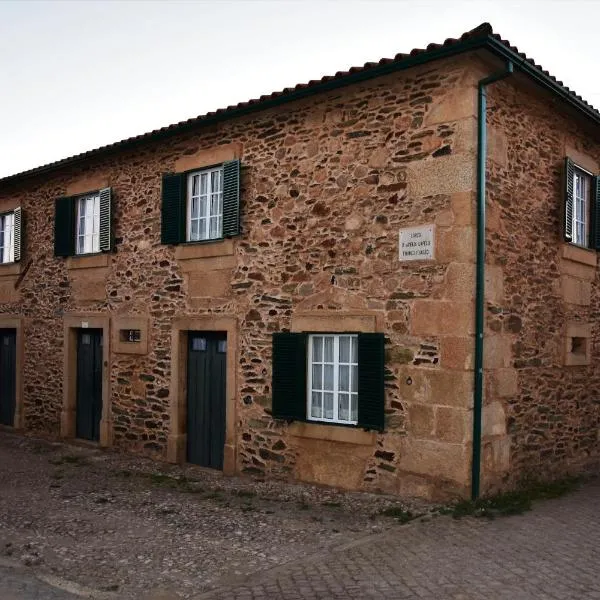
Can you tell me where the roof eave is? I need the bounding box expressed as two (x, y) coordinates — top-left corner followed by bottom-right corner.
(484, 36), (600, 128)
(1, 32), (598, 187)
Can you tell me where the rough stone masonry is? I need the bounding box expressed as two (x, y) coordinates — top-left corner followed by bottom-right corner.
(0, 43), (598, 500)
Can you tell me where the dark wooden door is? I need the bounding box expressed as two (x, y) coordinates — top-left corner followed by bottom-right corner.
(0, 329), (16, 426)
(187, 332), (227, 469)
(76, 329), (103, 441)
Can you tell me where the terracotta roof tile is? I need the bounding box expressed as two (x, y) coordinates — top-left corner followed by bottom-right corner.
(1, 22), (597, 184)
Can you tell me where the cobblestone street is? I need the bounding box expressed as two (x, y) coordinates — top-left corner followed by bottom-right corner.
(0, 432), (598, 599)
(200, 480), (600, 600)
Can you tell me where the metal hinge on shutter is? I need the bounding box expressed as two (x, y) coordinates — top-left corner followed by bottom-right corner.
(99, 187), (112, 252)
(13, 207), (22, 262)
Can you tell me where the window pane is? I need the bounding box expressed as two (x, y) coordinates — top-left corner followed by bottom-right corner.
(323, 393), (334, 420)
(85, 197), (93, 222)
(339, 365), (349, 391)
(210, 193), (220, 217)
(191, 196), (199, 220)
(190, 219), (199, 240)
(198, 196), (207, 218)
(311, 392), (322, 419)
(350, 395), (358, 422)
(312, 337), (323, 362)
(351, 365), (358, 393)
(312, 364), (322, 390)
(324, 337), (334, 362)
(339, 336), (350, 362)
(209, 216), (219, 239)
(192, 174), (199, 197)
(200, 172), (208, 196)
(351, 336), (358, 363)
(323, 365), (334, 391)
(192, 337), (207, 351)
(338, 393), (349, 422)
(211, 170), (220, 193)
(0, 218), (4, 262)
(199, 218), (207, 240)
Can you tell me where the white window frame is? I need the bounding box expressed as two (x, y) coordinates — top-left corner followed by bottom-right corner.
(76, 193), (100, 255)
(187, 166), (224, 242)
(0, 211), (15, 264)
(573, 167), (592, 248)
(307, 334), (358, 425)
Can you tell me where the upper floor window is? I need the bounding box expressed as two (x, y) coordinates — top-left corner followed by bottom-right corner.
(572, 169), (591, 247)
(0, 212), (15, 264)
(76, 193), (100, 255)
(0, 208), (22, 264)
(187, 167), (223, 242)
(160, 159), (240, 246)
(565, 158), (599, 249)
(54, 188), (112, 258)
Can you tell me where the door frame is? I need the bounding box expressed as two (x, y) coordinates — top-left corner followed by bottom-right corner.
(0, 316), (24, 429)
(167, 316), (237, 475)
(61, 314), (111, 446)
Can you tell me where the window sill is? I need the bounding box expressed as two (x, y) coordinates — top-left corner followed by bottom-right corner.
(0, 262), (21, 277)
(561, 244), (597, 267)
(175, 238), (235, 260)
(66, 253), (110, 270)
(288, 421), (376, 446)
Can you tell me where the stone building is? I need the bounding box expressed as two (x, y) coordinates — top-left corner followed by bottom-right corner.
(0, 23), (598, 500)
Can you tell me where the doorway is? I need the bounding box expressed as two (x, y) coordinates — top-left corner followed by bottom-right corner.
(75, 328), (103, 441)
(0, 328), (16, 426)
(186, 332), (227, 469)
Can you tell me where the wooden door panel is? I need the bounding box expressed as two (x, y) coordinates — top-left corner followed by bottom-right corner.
(186, 332), (226, 469)
(0, 329), (16, 427)
(76, 329), (103, 441)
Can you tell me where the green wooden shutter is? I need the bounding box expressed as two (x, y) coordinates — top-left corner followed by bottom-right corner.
(99, 187), (113, 252)
(161, 173), (186, 245)
(272, 332), (307, 421)
(591, 176), (600, 250)
(13, 207), (22, 262)
(222, 159), (241, 237)
(564, 157), (574, 242)
(357, 333), (385, 431)
(54, 197), (75, 257)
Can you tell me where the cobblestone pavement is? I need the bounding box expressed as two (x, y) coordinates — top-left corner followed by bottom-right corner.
(0, 564), (78, 599)
(0, 432), (598, 600)
(199, 479), (600, 600)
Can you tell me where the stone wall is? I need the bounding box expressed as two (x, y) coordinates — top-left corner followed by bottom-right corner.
(0, 54), (486, 499)
(482, 73), (600, 491)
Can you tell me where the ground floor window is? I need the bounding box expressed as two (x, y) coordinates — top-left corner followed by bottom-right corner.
(271, 331), (384, 431)
(308, 334), (358, 424)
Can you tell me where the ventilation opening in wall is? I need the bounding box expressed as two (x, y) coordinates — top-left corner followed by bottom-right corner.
(570, 337), (586, 356)
(120, 329), (141, 343)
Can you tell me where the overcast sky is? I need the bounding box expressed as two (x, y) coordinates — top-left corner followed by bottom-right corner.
(1, 0), (598, 179)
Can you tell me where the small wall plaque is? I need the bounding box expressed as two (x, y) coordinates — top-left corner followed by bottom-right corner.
(399, 225), (435, 262)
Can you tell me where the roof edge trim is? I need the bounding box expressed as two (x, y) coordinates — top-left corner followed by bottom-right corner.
(1, 29), (599, 186)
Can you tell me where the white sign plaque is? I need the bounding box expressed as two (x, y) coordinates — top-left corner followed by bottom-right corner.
(399, 225), (435, 261)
